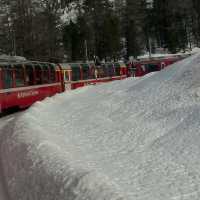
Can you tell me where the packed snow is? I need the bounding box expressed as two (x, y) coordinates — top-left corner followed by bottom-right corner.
(137, 48), (200, 60)
(1, 53), (200, 200)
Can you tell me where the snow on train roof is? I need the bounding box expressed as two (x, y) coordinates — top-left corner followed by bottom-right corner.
(59, 62), (125, 70)
(1, 53), (200, 200)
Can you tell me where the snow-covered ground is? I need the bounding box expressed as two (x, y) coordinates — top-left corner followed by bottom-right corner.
(1, 53), (200, 200)
(137, 48), (200, 60)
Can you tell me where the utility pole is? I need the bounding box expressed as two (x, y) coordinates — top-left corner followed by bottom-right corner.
(11, 27), (16, 56)
(148, 37), (152, 58)
(146, 0), (153, 58)
(85, 40), (88, 62)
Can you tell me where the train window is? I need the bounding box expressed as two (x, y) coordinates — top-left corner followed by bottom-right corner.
(49, 64), (56, 83)
(65, 71), (70, 81)
(14, 64), (25, 87)
(89, 66), (95, 79)
(107, 63), (114, 77)
(71, 64), (81, 81)
(42, 64), (49, 84)
(102, 64), (108, 77)
(97, 66), (104, 78)
(2, 65), (13, 89)
(35, 64), (42, 84)
(81, 64), (90, 80)
(114, 63), (121, 76)
(25, 64), (34, 85)
(147, 64), (158, 72)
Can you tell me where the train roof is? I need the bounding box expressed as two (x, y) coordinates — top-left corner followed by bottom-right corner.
(0, 61), (60, 70)
(59, 63), (95, 70)
(59, 62), (126, 70)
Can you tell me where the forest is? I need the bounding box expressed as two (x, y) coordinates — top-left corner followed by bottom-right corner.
(0, 0), (199, 62)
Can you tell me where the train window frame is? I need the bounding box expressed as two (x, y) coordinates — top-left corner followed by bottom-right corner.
(97, 66), (104, 78)
(49, 64), (56, 83)
(102, 64), (108, 78)
(13, 64), (25, 87)
(89, 66), (96, 79)
(81, 64), (90, 80)
(106, 63), (114, 77)
(147, 63), (159, 72)
(71, 64), (81, 81)
(25, 64), (34, 86)
(34, 64), (43, 85)
(42, 63), (50, 84)
(65, 70), (70, 81)
(2, 65), (13, 89)
(114, 63), (121, 76)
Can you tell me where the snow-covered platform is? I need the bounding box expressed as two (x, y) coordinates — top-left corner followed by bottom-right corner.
(1, 52), (200, 200)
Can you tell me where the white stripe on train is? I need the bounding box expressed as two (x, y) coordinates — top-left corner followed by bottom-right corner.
(0, 83), (61, 94)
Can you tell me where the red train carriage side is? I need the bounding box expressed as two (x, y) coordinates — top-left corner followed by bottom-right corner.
(128, 56), (184, 77)
(0, 55), (188, 113)
(59, 62), (127, 90)
(0, 61), (63, 113)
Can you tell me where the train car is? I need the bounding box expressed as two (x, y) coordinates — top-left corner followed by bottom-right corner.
(0, 55), (188, 113)
(128, 56), (183, 77)
(59, 62), (127, 90)
(0, 61), (63, 113)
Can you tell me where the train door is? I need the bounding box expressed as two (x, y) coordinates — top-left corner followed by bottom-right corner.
(64, 70), (72, 90)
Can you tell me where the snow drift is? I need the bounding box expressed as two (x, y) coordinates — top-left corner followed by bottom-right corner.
(1, 53), (200, 200)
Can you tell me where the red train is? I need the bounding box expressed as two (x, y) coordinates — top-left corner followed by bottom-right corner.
(0, 61), (64, 113)
(0, 56), (185, 113)
(59, 62), (127, 90)
(127, 56), (183, 77)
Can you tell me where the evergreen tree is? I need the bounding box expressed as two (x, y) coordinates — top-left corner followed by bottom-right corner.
(125, 0), (145, 59)
(83, 0), (120, 60)
(0, 0), (199, 60)
(153, 0), (190, 53)
(63, 17), (89, 61)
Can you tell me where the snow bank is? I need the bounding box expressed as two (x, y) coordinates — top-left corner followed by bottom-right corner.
(1, 53), (200, 200)
(137, 50), (195, 60)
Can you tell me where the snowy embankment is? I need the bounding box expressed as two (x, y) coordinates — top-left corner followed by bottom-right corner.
(1, 54), (200, 200)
